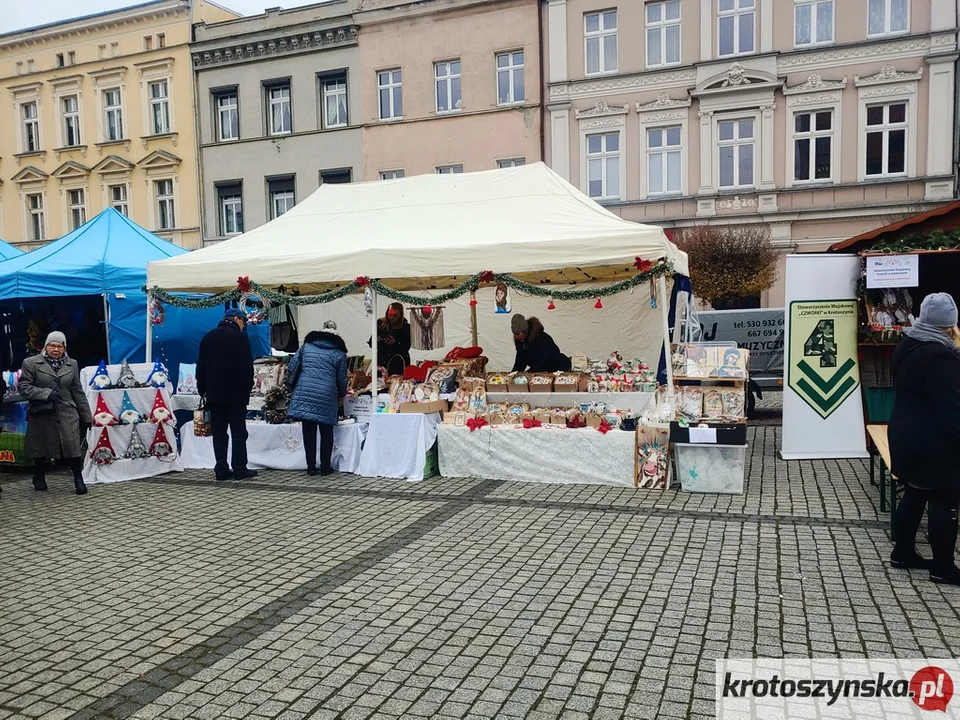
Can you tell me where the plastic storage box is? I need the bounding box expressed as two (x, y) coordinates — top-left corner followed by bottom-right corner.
(675, 443), (747, 494)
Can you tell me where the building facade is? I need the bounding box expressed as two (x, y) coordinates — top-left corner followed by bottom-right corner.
(192, 2), (363, 245)
(357, 0), (542, 180)
(0, 0), (237, 249)
(544, 0), (959, 304)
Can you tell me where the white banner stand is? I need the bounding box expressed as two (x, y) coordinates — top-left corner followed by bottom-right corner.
(780, 254), (868, 460)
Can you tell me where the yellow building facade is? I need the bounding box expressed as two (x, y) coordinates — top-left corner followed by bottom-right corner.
(0, 0), (237, 250)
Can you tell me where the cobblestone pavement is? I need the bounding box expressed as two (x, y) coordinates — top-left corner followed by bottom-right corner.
(2, 426), (959, 720)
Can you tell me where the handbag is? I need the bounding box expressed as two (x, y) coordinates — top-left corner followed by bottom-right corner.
(27, 399), (56, 416)
(193, 398), (212, 437)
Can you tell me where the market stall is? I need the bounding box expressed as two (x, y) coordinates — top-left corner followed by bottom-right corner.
(146, 163), (691, 486)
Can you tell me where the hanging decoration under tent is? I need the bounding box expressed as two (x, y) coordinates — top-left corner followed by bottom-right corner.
(147, 258), (673, 311)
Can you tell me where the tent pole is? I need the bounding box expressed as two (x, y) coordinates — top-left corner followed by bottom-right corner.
(369, 288), (378, 469)
(657, 274), (675, 401)
(102, 294), (112, 365)
(470, 298), (478, 348)
(145, 291), (153, 363)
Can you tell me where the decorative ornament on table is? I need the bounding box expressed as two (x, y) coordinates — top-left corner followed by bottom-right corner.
(522, 418), (542, 429)
(597, 418), (612, 434)
(117, 360), (139, 389)
(466, 416), (488, 432)
(118, 391), (143, 425)
(148, 423), (174, 459)
(364, 286), (374, 315)
(92, 394), (119, 427)
(124, 425), (150, 460)
(149, 298), (165, 326)
(148, 390), (174, 424)
(146, 360), (168, 388)
(594, 298), (603, 309)
(89, 427), (118, 465)
(89, 360), (112, 390)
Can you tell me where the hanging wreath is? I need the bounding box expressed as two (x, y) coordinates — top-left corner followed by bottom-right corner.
(149, 298), (165, 326)
(239, 292), (271, 325)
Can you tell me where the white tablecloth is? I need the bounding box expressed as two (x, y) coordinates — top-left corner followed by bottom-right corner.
(437, 424), (636, 487)
(356, 412), (441, 481)
(485, 391), (654, 413)
(180, 421), (367, 473)
(82, 424), (184, 484)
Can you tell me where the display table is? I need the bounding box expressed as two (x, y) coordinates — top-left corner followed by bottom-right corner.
(356, 412), (441, 481)
(180, 420), (366, 473)
(82, 424), (184, 484)
(485, 391), (654, 413)
(437, 424), (636, 487)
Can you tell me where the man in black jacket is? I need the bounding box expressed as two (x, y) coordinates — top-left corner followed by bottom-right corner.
(511, 315), (572, 373)
(197, 309), (256, 481)
(889, 292), (960, 586)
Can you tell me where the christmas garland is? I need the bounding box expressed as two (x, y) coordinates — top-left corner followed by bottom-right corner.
(868, 229), (960, 254)
(147, 259), (674, 310)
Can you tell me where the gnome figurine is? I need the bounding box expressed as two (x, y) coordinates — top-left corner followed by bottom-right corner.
(89, 360), (112, 390)
(146, 360), (168, 389)
(117, 360), (139, 389)
(92, 394), (119, 427)
(148, 389), (173, 424)
(118, 391), (143, 425)
(149, 423), (173, 458)
(89, 428), (118, 465)
(124, 426), (150, 460)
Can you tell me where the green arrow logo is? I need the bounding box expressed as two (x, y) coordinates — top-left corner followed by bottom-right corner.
(795, 358), (857, 417)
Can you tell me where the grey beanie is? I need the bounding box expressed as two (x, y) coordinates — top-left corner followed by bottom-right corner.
(511, 314), (527, 334)
(45, 331), (66, 347)
(322, 320), (339, 336)
(918, 292), (958, 328)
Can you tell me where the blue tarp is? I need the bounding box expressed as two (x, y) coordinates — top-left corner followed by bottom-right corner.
(0, 239), (23, 261)
(0, 209), (269, 376)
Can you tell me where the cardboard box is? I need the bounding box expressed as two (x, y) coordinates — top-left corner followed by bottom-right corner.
(508, 383), (530, 393)
(486, 411), (508, 426)
(535, 411), (554, 425)
(529, 375), (554, 392)
(585, 415), (604, 429)
(578, 377), (591, 392)
(459, 377), (486, 393)
(485, 373), (509, 393)
(553, 373), (581, 393)
(399, 400), (449, 414)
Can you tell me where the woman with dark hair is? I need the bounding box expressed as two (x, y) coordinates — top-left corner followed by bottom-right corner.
(374, 302), (411, 377)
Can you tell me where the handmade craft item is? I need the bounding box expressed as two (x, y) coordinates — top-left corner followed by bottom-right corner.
(679, 387), (703, 421)
(469, 386), (488, 414)
(410, 307), (445, 351)
(426, 366), (458, 394)
(146, 360), (168, 388)
(89, 360), (112, 390)
(710, 348), (748, 379)
(116, 360), (139, 389)
(452, 387), (471, 412)
(118, 391), (143, 425)
(637, 442), (669, 489)
(90, 428), (118, 465)
(721, 388), (746, 419)
(494, 282), (511, 314)
(124, 426), (150, 459)
(684, 346), (710, 378)
(177, 363), (198, 394)
(92, 394), (118, 427)
(149, 423), (174, 458)
(148, 390), (173, 424)
(702, 389), (724, 420)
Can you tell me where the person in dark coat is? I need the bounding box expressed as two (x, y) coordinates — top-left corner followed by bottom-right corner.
(511, 314), (572, 373)
(287, 320), (348, 476)
(372, 303), (411, 377)
(889, 292), (960, 586)
(19, 332), (93, 495)
(197, 309), (256, 481)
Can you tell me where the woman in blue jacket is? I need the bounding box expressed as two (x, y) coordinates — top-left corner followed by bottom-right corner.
(287, 321), (348, 476)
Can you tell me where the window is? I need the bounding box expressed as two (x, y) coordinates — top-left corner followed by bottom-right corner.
(646, 1), (681, 68)
(27, 59), (35, 73)
(26, 194), (45, 241)
(22, 102), (40, 153)
(15, 61), (23, 75)
(217, 183), (243, 236)
(320, 168), (352, 184)
(498, 158), (526, 168)
(378, 69), (403, 120)
(215, 91), (239, 142)
(268, 176), (296, 219)
(67, 51), (76, 65)
(435, 60), (462, 113)
(62, 95), (80, 147)
(110, 42), (119, 58)
(584, 11), (617, 75)
(103, 88), (124, 141)
(109, 184), (129, 216)
(586, 132), (620, 200)
(267, 83), (291, 136)
(718, 117), (754, 188)
(68, 189), (86, 230)
(155, 179), (175, 230)
(868, 0), (909, 36)
(144, 35), (154, 51)
(157, 34), (166, 48)
(496, 51), (525, 105)
(795, 0), (833, 46)
(718, 0), (755, 57)
(647, 126), (682, 195)
(149, 80), (170, 135)
(436, 165), (464, 174)
(793, 110), (833, 182)
(98, 44), (107, 60)
(865, 102), (907, 177)
(322, 75), (348, 128)
(380, 170), (405, 180)
(55, 53), (64, 68)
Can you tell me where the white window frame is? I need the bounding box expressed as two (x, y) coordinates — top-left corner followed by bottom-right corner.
(794, 0), (834, 48)
(783, 85), (844, 189)
(378, 69), (403, 121)
(148, 80), (171, 135)
(435, 60), (462, 114)
(496, 50), (525, 105)
(321, 75), (348, 129)
(584, 10), (618, 76)
(218, 184), (243, 237)
(867, 0), (910, 37)
(379, 170), (405, 180)
(25, 192), (46, 241)
(856, 78), (918, 182)
(645, 1), (681, 69)
(268, 177), (296, 219)
(584, 131), (623, 201)
(645, 125), (684, 196)
(717, 0), (756, 58)
(67, 188), (87, 230)
(155, 178), (176, 231)
(103, 87), (124, 142)
(862, 102), (909, 179)
(21, 101), (40, 154)
(497, 158), (526, 168)
(108, 183), (129, 216)
(267, 82), (292, 136)
(791, 109), (836, 184)
(715, 114), (758, 190)
(215, 91), (239, 142)
(61, 95), (81, 148)
(436, 164), (464, 174)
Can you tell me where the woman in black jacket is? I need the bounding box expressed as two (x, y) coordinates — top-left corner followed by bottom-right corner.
(373, 303), (411, 377)
(888, 292), (960, 586)
(511, 315), (572, 373)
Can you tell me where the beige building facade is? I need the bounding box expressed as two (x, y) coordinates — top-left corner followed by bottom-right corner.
(544, 0), (959, 304)
(0, 0), (237, 250)
(358, 0), (542, 180)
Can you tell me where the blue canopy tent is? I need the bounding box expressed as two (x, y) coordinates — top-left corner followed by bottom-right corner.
(0, 208), (268, 381)
(0, 239), (24, 261)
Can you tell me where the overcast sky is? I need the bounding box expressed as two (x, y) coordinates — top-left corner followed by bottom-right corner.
(0, 0), (322, 33)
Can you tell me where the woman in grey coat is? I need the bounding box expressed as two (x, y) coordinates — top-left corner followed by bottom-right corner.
(20, 332), (93, 495)
(286, 322), (348, 476)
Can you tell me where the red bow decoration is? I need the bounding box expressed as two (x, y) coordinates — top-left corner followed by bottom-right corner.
(237, 276), (252, 293)
(597, 419), (612, 434)
(634, 257), (653, 273)
(566, 416), (586, 429)
(355, 276), (370, 287)
(547, 299), (556, 310)
(595, 298), (604, 309)
(522, 418), (542, 429)
(467, 417), (488, 432)
(469, 292), (478, 307)
(479, 271), (495, 284)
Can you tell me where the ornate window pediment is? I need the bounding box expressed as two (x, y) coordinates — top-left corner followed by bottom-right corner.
(94, 155), (135, 175)
(784, 74), (848, 95)
(11, 166), (48, 183)
(635, 92), (692, 113)
(575, 100), (629, 119)
(138, 149), (181, 171)
(693, 63), (781, 96)
(854, 63), (923, 88)
(51, 160), (91, 181)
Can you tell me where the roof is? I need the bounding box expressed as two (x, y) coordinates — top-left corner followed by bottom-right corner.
(0, 208), (188, 299)
(829, 201), (960, 253)
(146, 162), (688, 294)
(0, 239), (24, 261)
(0, 0), (178, 41)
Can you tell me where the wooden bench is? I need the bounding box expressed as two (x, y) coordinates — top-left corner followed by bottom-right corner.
(866, 424), (902, 535)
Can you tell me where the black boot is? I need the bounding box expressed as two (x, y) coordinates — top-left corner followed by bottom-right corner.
(69, 458), (87, 496)
(32, 459), (47, 491)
